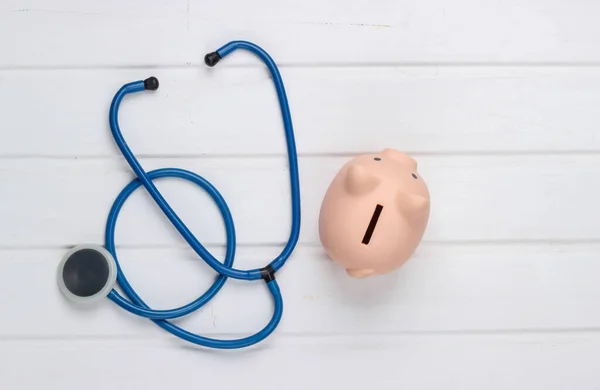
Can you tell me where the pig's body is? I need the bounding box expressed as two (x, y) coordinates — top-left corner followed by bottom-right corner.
(318, 148), (430, 278)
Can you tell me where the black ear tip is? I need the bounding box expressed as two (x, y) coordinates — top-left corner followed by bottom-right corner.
(144, 77), (159, 91)
(204, 51), (221, 67)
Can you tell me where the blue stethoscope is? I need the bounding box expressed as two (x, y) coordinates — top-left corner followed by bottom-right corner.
(56, 41), (301, 349)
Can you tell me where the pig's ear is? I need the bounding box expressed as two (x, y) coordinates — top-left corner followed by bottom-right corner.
(396, 191), (429, 217)
(345, 163), (380, 195)
(382, 149), (417, 171)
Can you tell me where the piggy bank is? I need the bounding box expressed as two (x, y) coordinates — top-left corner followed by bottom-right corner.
(318, 148), (430, 278)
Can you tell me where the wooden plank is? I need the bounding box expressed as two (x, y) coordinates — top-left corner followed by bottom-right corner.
(1, 333), (599, 389)
(1, 0), (187, 15)
(0, 155), (598, 247)
(3, 67), (600, 157)
(2, 243), (600, 337)
(1, 1), (600, 66)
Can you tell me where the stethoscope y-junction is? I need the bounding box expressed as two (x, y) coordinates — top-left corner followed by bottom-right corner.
(57, 40), (301, 349)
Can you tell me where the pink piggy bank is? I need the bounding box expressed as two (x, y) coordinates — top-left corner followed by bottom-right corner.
(318, 148), (430, 278)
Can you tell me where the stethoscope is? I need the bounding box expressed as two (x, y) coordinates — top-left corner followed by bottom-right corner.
(56, 40), (301, 349)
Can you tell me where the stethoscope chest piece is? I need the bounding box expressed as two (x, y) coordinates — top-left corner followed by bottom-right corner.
(57, 244), (117, 304)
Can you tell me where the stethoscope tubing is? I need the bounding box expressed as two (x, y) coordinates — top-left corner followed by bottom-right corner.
(103, 40), (300, 349)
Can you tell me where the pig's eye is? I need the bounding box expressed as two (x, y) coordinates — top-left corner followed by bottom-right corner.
(412, 173), (418, 179)
(374, 157), (381, 161)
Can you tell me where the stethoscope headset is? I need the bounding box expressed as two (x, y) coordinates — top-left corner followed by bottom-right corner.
(56, 40), (301, 349)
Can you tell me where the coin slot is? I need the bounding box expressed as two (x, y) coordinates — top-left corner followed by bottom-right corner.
(362, 204), (383, 245)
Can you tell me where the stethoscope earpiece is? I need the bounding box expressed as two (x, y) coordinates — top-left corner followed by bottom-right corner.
(57, 244), (117, 304)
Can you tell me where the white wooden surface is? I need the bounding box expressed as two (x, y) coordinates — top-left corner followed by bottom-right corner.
(1, 1), (599, 389)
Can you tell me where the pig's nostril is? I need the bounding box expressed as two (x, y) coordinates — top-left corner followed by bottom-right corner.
(412, 173), (418, 179)
(374, 157), (381, 161)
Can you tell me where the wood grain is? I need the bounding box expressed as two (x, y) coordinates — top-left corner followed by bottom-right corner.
(2, 243), (599, 337)
(0, 155), (597, 247)
(2, 67), (600, 157)
(1, 333), (599, 389)
(1, 1), (600, 66)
